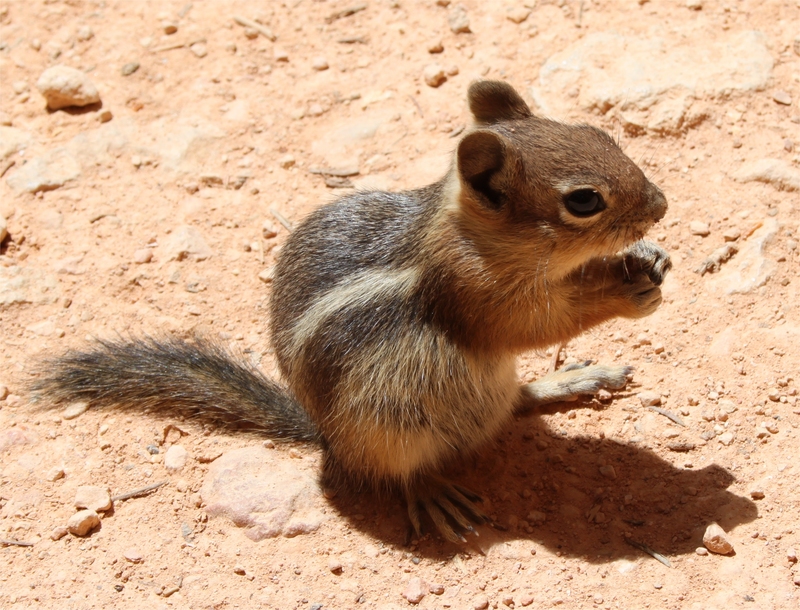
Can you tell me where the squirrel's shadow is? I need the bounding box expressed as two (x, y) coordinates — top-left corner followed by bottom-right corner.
(328, 403), (757, 562)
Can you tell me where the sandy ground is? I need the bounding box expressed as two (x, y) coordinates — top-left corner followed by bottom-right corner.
(1, 0), (800, 608)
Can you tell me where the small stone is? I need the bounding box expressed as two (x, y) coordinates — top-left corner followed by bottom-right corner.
(62, 401), (89, 420)
(690, 221), (710, 236)
(593, 595), (604, 605)
(448, 5), (471, 34)
(695, 547), (708, 555)
(98, 109), (113, 123)
(165, 445), (188, 470)
(503, 595), (515, 606)
(718, 432), (734, 446)
(527, 510), (546, 523)
(787, 548), (797, 563)
(599, 465), (617, 479)
(722, 228), (741, 242)
(36, 65), (100, 110)
(794, 573), (800, 586)
(74, 485), (112, 512)
(764, 421), (779, 434)
(473, 597), (490, 610)
(46, 467), (65, 481)
(423, 64), (447, 88)
(507, 6), (531, 23)
(785, 139), (794, 152)
(767, 388), (781, 402)
(274, 47), (289, 62)
(0, 384), (8, 400)
(686, 0), (703, 9)
(279, 154), (296, 169)
(311, 57), (329, 71)
(750, 489), (765, 500)
(189, 42), (207, 58)
(51, 526), (69, 540)
(520, 595), (534, 607)
(233, 565), (246, 575)
(446, 64), (459, 77)
(121, 62), (140, 76)
(703, 522), (735, 555)
(67, 509), (101, 536)
(123, 548), (144, 563)
(262, 220), (278, 239)
(427, 40), (444, 54)
(597, 389), (613, 402)
(773, 90), (792, 106)
(429, 583), (445, 595)
(163, 21), (178, 35)
(164, 225), (212, 261)
(258, 267), (275, 283)
(638, 391), (661, 407)
(76, 26), (94, 41)
(402, 577), (427, 604)
(133, 248), (153, 264)
(328, 558), (343, 574)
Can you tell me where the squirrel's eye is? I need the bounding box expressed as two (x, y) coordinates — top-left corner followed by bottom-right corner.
(564, 189), (604, 217)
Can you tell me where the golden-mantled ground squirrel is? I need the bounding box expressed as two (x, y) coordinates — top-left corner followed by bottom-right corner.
(32, 81), (670, 542)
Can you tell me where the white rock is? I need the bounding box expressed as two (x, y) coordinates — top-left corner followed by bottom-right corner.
(735, 158), (800, 191)
(703, 522), (734, 555)
(36, 65), (101, 109)
(62, 401), (89, 420)
(403, 577), (427, 604)
(189, 42), (207, 58)
(535, 31), (772, 134)
(311, 57), (329, 71)
(690, 221), (710, 236)
(6, 147), (81, 193)
(424, 64), (447, 88)
(638, 391), (661, 407)
(0, 266), (60, 307)
(201, 447), (326, 540)
(0, 216), (6, 243)
(165, 444), (188, 470)
(718, 432), (734, 446)
(706, 219), (777, 294)
(74, 485), (112, 512)
(0, 126), (33, 162)
(123, 548), (144, 563)
(133, 248), (153, 264)
(448, 4), (471, 33)
(67, 509), (101, 536)
(164, 225), (212, 261)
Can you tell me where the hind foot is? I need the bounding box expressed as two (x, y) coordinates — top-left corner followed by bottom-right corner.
(405, 475), (490, 544)
(516, 361), (632, 413)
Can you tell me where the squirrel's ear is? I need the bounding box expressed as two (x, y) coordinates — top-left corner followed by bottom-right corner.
(467, 80), (532, 124)
(457, 130), (514, 209)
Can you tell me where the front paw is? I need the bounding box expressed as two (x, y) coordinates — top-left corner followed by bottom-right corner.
(623, 241), (672, 286)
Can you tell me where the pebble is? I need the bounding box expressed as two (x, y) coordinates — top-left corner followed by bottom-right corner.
(686, 0), (703, 9)
(262, 220), (278, 239)
(429, 583), (445, 595)
(258, 267), (275, 283)
(502, 595), (515, 606)
(427, 40), (444, 54)
(62, 401), (89, 420)
(67, 509), (101, 536)
(190, 42), (207, 58)
(423, 64), (447, 88)
(507, 6), (531, 23)
(767, 388), (781, 402)
(133, 248), (153, 264)
(0, 383), (8, 401)
(794, 574), (800, 587)
(328, 558), (343, 574)
(163, 21), (178, 35)
(788, 548), (797, 563)
(311, 57), (329, 71)
(703, 522), (735, 555)
(718, 432), (734, 446)
(722, 228), (741, 242)
(98, 109), (112, 123)
(520, 595), (534, 606)
(773, 90), (792, 106)
(164, 444), (188, 470)
(233, 565), (246, 575)
(164, 225), (212, 261)
(279, 154), (296, 169)
(473, 597), (490, 610)
(689, 221), (710, 236)
(750, 489), (765, 500)
(51, 526), (69, 540)
(121, 62), (140, 76)
(74, 485), (112, 512)
(599, 465), (617, 479)
(123, 548), (144, 563)
(638, 391), (661, 407)
(36, 65), (101, 110)
(402, 577), (427, 604)
(448, 4), (471, 34)
(46, 466), (65, 481)
(695, 547), (709, 555)
(77, 25), (94, 41)
(0, 216), (7, 244)
(274, 47), (289, 62)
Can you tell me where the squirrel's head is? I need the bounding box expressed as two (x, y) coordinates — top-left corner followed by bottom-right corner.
(453, 80), (667, 278)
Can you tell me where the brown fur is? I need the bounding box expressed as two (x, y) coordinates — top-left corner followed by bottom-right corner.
(32, 81), (670, 543)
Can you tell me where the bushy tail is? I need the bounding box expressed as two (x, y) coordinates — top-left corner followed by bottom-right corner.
(29, 335), (319, 442)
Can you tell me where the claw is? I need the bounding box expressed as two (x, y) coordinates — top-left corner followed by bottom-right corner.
(404, 477), (487, 543)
